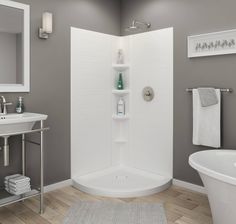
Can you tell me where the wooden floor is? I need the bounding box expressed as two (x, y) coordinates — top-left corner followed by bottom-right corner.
(0, 185), (212, 224)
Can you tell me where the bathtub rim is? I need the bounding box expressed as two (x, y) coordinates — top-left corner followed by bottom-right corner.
(189, 149), (236, 186)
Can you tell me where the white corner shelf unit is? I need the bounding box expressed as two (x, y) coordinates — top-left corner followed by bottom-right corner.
(111, 62), (130, 180)
(112, 64), (130, 71)
(112, 89), (130, 95)
(114, 138), (128, 143)
(112, 62), (130, 121)
(112, 114), (130, 120)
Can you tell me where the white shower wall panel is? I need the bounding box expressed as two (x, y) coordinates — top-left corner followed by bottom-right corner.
(71, 27), (173, 184)
(71, 27), (119, 177)
(128, 28), (173, 177)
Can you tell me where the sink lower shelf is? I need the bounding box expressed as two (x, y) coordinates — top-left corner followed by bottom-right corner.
(0, 189), (40, 207)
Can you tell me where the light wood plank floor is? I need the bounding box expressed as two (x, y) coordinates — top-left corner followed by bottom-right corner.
(0, 185), (212, 224)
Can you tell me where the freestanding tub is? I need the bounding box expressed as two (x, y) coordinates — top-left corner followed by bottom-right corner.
(189, 150), (236, 224)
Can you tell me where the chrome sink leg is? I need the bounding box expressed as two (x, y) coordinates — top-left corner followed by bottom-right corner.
(40, 120), (44, 214)
(22, 134), (25, 175)
(3, 136), (10, 167)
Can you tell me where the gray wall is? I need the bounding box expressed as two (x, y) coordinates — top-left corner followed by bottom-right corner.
(121, 0), (236, 185)
(0, 0), (120, 187)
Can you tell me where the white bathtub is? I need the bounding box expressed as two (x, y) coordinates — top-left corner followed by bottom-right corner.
(189, 150), (236, 224)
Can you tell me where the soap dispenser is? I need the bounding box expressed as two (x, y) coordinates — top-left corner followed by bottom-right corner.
(16, 96), (24, 114)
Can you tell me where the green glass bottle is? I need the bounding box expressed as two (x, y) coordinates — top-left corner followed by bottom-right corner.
(117, 73), (124, 90)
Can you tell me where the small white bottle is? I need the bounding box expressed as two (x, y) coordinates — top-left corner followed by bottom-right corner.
(117, 98), (125, 116)
(117, 49), (124, 64)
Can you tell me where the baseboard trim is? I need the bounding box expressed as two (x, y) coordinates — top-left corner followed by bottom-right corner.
(44, 179), (72, 193)
(172, 179), (206, 194)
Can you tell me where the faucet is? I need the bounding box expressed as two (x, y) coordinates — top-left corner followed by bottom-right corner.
(0, 96), (12, 115)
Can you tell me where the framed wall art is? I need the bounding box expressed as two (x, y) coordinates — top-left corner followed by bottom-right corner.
(188, 29), (236, 58)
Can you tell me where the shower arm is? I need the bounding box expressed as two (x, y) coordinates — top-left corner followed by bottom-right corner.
(132, 20), (151, 28)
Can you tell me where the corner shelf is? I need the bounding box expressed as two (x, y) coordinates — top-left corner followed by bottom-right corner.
(111, 60), (130, 164)
(112, 89), (130, 95)
(114, 138), (128, 143)
(112, 114), (130, 120)
(112, 64), (130, 71)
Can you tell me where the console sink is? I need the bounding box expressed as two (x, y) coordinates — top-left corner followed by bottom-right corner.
(0, 113), (48, 135)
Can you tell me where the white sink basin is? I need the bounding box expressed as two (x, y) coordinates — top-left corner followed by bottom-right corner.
(0, 113), (48, 135)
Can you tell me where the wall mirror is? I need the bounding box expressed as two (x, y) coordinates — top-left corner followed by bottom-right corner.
(0, 0), (30, 92)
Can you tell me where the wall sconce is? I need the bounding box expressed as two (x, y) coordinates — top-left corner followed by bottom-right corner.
(39, 12), (53, 39)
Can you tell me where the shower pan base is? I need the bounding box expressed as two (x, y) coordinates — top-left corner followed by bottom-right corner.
(72, 166), (172, 198)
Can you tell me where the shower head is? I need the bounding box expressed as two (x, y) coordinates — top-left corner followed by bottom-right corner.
(126, 20), (151, 32)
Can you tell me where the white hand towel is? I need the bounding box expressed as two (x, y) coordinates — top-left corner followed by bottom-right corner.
(5, 174), (21, 181)
(5, 183), (31, 190)
(7, 177), (30, 185)
(6, 188), (31, 195)
(4, 180), (30, 186)
(193, 89), (221, 148)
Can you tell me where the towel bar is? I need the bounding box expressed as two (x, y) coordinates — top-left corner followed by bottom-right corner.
(186, 88), (233, 93)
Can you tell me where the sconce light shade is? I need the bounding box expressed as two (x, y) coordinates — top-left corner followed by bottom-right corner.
(39, 12), (53, 39)
(42, 12), (52, 33)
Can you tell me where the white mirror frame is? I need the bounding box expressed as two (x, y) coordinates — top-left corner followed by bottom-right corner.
(0, 0), (30, 92)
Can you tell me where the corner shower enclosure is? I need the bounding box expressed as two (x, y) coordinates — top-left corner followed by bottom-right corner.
(71, 27), (173, 198)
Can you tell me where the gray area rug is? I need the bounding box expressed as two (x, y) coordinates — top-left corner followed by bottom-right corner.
(64, 201), (167, 224)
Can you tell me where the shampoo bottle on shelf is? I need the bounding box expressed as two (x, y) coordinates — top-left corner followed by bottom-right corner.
(16, 96), (24, 114)
(117, 49), (124, 64)
(117, 73), (124, 90)
(117, 98), (125, 116)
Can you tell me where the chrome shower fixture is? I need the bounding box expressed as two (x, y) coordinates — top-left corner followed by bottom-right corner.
(126, 20), (151, 31)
